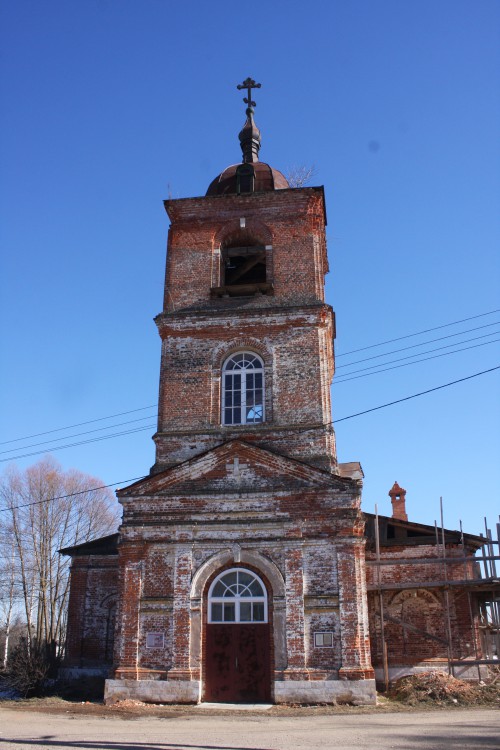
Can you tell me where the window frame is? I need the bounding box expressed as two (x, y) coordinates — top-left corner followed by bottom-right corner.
(221, 351), (265, 426)
(207, 568), (268, 624)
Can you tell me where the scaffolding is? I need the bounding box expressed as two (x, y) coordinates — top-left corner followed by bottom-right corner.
(369, 503), (500, 690)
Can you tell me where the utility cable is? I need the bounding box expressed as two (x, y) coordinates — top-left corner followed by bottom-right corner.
(335, 321), (499, 369)
(336, 309), (499, 357)
(2, 328), (495, 456)
(0, 477), (147, 514)
(2, 353), (499, 461)
(335, 332), (500, 379)
(334, 365), (500, 423)
(0, 414), (159, 456)
(2, 310), (497, 447)
(334, 338), (500, 384)
(1, 365), (497, 509)
(1, 340), (498, 461)
(0, 424), (157, 464)
(0, 404), (157, 446)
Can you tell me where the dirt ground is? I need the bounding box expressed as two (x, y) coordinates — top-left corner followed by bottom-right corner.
(0, 701), (499, 750)
(0, 695), (425, 719)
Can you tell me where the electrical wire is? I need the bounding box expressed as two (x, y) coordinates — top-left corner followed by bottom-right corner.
(334, 338), (500, 384)
(258, 364), (500, 439)
(1, 365), (497, 508)
(334, 365), (500, 423)
(1, 338), (497, 461)
(336, 309), (499, 357)
(0, 477), (147, 514)
(2, 310), (497, 448)
(0, 424), (157, 464)
(0, 414), (159, 456)
(335, 321), (499, 369)
(335, 332), (500, 379)
(0, 404), (157, 446)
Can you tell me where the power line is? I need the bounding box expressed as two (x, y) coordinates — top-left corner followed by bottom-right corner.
(263, 364), (500, 441)
(0, 404), (157, 446)
(1, 341), (498, 462)
(0, 477), (147, 514)
(336, 309), (500, 357)
(2, 309), (497, 448)
(334, 339), (500, 384)
(262, 365), (500, 438)
(1, 365), (497, 509)
(1, 325), (493, 457)
(335, 321), (499, 369)
(0, 414), (159, 456)
(335, 333), (500, 380)
(0, 424), (157, 464)
(334, 365), (500, 424)
(2, 328), (495, 457)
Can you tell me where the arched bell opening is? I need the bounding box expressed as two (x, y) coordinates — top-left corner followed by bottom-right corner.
(222, 242), (267, 287)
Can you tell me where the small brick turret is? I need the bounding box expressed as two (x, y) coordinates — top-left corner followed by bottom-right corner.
(389, 481), (408, 521)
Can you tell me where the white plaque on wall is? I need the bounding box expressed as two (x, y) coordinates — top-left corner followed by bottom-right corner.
(314, 632), (334, 648)
(146, 632), (165, 649)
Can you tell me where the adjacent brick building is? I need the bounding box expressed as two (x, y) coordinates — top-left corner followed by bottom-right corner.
(61, 83), (490, 703)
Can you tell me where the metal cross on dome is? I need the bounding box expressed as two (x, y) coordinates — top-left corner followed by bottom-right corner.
(237, 77), (261, 108)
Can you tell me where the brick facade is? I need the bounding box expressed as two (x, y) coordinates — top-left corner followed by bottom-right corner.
(61, 104), (486, 702)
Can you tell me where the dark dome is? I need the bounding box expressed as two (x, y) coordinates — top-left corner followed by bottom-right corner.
(206, 161), (289, 196)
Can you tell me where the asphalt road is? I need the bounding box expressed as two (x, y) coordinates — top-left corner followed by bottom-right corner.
(0, 707), (499, 750)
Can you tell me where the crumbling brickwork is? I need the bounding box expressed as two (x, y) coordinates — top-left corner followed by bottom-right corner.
(63, 543), (118, 671)
(152, 188), (336, 476)
(364, 514), (484, 682)
(60, 108), (486, 703)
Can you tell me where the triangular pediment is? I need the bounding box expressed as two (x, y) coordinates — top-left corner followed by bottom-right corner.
(117, 440), (354, 498)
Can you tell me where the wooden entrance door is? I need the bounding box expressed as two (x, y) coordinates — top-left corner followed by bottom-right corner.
(204, 623), (271, 702)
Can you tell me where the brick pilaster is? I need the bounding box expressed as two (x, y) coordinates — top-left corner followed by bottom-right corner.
(337, 538), (374, 680)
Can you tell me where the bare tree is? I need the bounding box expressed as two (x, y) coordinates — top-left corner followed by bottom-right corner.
(0, 457), (120, 658)
(0, 530), (17, 668)
(285, 164), (318, 188)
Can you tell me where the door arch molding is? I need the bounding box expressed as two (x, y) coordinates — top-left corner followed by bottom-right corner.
(191, 549), (285, 599)
(189, 549), (287, 675)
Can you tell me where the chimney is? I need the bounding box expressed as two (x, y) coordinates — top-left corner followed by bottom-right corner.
(389, 481), (408, 521)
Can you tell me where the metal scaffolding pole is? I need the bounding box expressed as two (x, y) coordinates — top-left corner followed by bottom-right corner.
(374, 504), (389, 692)
(460, 519), (481, 681)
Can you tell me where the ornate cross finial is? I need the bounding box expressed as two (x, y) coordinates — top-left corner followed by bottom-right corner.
(237, 77), (261, 109)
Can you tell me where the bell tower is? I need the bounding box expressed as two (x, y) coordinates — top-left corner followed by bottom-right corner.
(107, 81), (375, 707)
(153, 78), (337, 474)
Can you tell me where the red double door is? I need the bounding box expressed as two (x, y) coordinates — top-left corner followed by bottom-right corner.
(204, 623), (271, 703)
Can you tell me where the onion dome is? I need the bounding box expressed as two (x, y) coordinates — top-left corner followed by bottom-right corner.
(206, 78), (289, 196)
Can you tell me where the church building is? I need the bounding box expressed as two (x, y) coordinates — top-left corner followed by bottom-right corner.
(61, 80), (492, 705)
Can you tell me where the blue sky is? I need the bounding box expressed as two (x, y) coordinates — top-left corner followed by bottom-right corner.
(1, 0), (499, 534)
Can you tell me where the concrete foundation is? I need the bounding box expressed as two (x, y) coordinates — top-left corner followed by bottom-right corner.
(274, 679), (376, 705)
(104, 678), (377, 706)
(105, 679), (200, 704)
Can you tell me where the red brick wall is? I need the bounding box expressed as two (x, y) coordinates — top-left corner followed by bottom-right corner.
(64, 555), (118, 667)
(366, 543), (481, 667)
(152, 187), (336, 474)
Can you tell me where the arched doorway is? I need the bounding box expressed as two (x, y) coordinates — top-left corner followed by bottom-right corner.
(204, 568), (271, 703)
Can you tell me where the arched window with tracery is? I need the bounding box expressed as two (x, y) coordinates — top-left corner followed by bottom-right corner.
(222, 352), (264, 425)
(208, 568), (268, 623)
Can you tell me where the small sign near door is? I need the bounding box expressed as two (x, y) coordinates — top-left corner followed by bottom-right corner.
(146, 632), (165, 649)
(314, 631), (334, 647)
